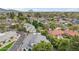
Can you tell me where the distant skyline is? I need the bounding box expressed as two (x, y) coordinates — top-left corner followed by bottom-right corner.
(11, 8), (79, 12)
(4, 8), (79, 12)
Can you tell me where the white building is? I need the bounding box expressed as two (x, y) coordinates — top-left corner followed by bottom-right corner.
(21, 32), (49, 51)
(0, 31), (20, 43)
(24, 23), (36, 33)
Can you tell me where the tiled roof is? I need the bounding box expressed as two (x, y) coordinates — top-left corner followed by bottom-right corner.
(48, 28), (79, 37)
(48, 28), (64, 36)
(64, 29), (79, 36)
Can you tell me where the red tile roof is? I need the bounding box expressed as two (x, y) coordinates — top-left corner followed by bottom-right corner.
(64, 29), (79, 36)
(48, 28), (64, 36)
(48, 28), (79, 37)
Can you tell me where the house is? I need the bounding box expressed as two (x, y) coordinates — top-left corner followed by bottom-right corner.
(72, 18), (79, 24)
(48, 27), (79, 39)
(21, 32), (50, 51)
(0, 31), (20, 43)
(64, 29), (79, 36)
(24, 23), (36, 33)
(48, 27), (64, 39)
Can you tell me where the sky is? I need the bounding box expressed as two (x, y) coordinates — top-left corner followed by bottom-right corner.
(0, 0), (79, 12)
(0, 0), (79, 8)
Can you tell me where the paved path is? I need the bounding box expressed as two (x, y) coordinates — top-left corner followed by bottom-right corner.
(9, 32), (26, 51)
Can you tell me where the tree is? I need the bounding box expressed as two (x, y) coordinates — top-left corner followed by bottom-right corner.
(69, 25), (79, 31)
(69, 36), (79, 51)
(17, 12), (27, 24)
(9, 12), (15, 19)
(17, 12), (25, 20)
(32, 41), (53, 51)
(10, 24), (26, 32)
(0, 24), (7, 32)
(0, 43), (2, 47)
(37, 27), (47, 36)
(57, 38), (70, 51)
(18, 12), (23, 16)
(0, 16), (6, 19)
(46, 34), (70, 51)
(34, 12), (41, 18)
(49, 21), (57, 30)
(46, 34), (58, 49)
(32, 20), (39, 28)
(32, 20), (45, 29)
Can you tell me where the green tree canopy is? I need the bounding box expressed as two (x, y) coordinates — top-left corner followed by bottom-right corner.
(49, 21), (57, 30)
(32, 41), (53, 51)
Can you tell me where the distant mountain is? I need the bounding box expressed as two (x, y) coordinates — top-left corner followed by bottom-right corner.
(1, 8), (79, 12)
(28, 9), (33, 12)
(7, 9), (19, 12)
(0, 8), (7, 12)
(16, 8), (79, 12)
(0, 8), (19, 12)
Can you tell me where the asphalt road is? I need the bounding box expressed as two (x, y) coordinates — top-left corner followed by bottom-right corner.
(9, 32), (26, 51)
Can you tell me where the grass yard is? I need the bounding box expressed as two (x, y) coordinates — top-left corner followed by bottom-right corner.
(0, 42), (14, 51)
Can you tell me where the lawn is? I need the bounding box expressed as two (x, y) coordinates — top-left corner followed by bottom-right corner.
(0, 42), (14, 51)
